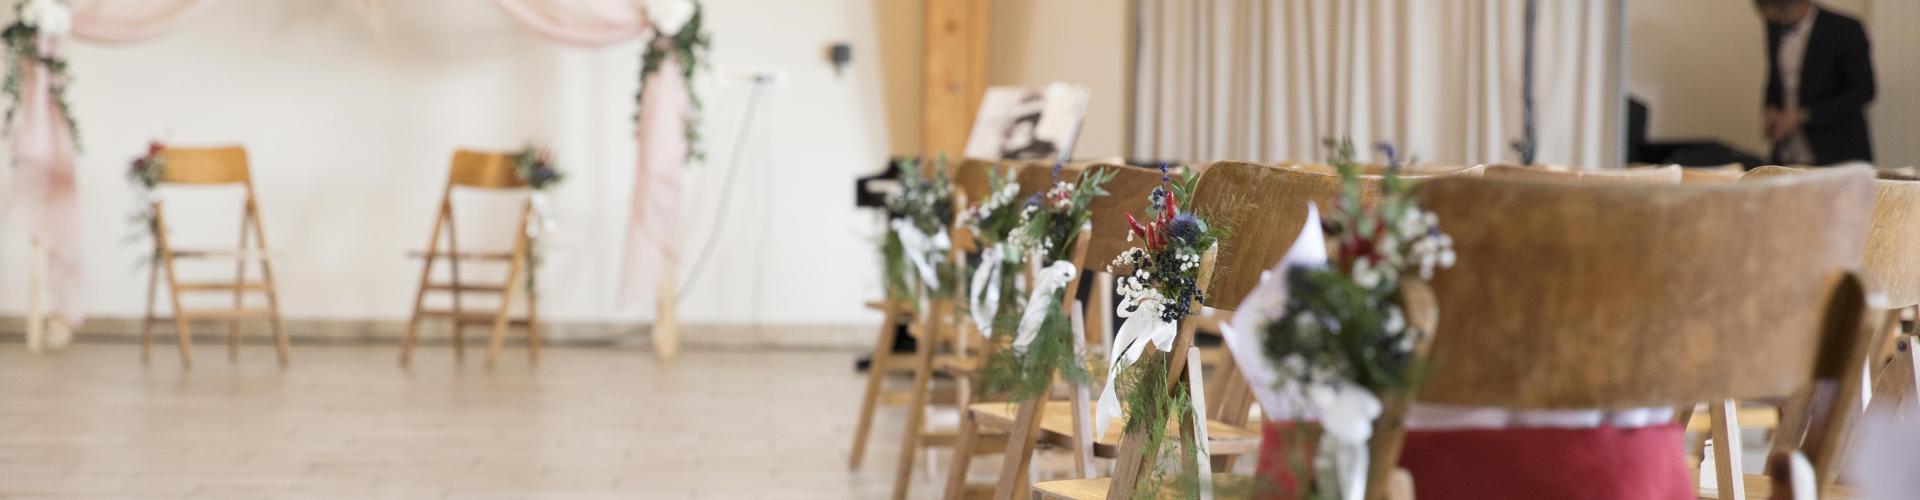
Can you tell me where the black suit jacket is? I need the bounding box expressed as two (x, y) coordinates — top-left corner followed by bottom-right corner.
(1766, 8), (1875, 164)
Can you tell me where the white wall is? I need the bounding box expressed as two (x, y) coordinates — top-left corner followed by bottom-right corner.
(0, 0), (910, 327)
(1627, 0), (1915, 166)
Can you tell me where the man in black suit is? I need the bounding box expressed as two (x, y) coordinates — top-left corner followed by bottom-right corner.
(1757, 0), (1875, 165)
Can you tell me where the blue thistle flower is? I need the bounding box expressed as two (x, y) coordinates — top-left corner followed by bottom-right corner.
(1158, 162), (1171, 183)
(1168, 213), (1207, 244)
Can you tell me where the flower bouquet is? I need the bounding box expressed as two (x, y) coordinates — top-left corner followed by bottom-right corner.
(958, 167), (1023, 342)
(511, 144), (565, 290)
(978, 164), (1113, 402)
(1097, 164), (1222, 496)
(879, 158), (956, 307)
(1220, 140), (1454, 500)
(124, 141), (165, 264)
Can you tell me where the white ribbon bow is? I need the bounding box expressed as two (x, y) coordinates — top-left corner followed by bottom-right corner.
(1012, 260), (1077, 353)
(969, 245), (1006, 337)
(527, 191), (559, 241)
(1095, 289), (1179, 439)
(891, 218), (949, 290)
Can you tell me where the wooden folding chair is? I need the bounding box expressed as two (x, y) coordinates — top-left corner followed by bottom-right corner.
(398, 149), (542, 367)
(1683, 166), (1920, 499)
(885, 159), (1017, 500)
(1411, 169), (1878, 500)
(139, 146), (291, 368)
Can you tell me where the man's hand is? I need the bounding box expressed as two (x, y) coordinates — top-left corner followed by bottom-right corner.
(1763, 107), (1807, 142)
(1764, 107), (1782, 140)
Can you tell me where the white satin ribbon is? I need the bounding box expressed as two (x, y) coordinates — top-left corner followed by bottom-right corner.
(527, 191), (559, 241)
(969, 245), (1005, 337)
(891, 218), (948, 290)
(1012, 260), (1077, 353)
(1095, 289), (1179, 439)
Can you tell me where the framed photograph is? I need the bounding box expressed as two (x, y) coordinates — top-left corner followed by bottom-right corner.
(963, 83), (1090, 163)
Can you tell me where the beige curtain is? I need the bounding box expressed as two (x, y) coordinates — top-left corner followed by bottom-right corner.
(1132, 0), (1622, 167)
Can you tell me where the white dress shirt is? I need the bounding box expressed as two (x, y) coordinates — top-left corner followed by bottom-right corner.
(1778, 7), (1819, 164)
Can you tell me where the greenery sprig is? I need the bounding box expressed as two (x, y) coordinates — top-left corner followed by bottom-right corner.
(2, 0), (80, 152)
(638, 1), (711, 163)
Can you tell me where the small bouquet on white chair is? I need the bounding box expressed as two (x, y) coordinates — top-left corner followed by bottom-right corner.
(1220, 140), (1454, 500)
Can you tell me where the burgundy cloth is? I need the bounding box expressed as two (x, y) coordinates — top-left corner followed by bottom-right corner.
(1252, 421), (1319, 500)
(1397, 424), (1691, 500)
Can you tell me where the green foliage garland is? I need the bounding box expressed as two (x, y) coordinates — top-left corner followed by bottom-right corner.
(638, 2), (711, 162)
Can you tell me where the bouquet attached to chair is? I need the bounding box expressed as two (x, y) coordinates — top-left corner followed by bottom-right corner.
(125, 140), (166, 264)
(511, 144), (565, 291)
(1099, 164), (1222, 495)
(879, 158), (956, 310)
(978, 164), (1113, 402)
(1220, 140), (1454, 500)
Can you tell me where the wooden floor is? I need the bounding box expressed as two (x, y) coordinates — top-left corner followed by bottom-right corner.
(0, 342), (973, 499)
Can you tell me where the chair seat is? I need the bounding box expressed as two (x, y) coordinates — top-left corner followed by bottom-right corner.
(1032, 472), (1252, 500)
(932, 354), (985, 374)
(1690, 469), (1862, 500)
(967, 401), (1261, 456)
(171, 248), (277, 260)
(406, 250), (512, 261)
(1682, 406), (1779, 433)
(174, 281), (270, 292)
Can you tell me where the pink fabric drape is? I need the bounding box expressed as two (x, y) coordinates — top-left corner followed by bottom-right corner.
(620, 55), (686, 304)
(6, 41), (82, 326)
(492, 0), (683, 308)
(69, 0), (219, 44)
(490, 0), (649, 48)
(7, 1), (214, 326)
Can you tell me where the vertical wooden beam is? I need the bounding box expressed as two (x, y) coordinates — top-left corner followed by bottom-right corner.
(921, 0), (991, 158)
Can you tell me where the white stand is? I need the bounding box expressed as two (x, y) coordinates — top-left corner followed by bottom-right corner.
(24, 238), (71, 353)
(652, 272), (680, 361)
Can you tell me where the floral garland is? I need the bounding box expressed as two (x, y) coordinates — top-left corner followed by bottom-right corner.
(638, 0), (710, 162)
(1099, 164), (1222, 496)
(879, 158), (955, 305)
(512, 144), (566, 291)
(2, 0), (77, 150)
(125, 140), (165, 264)
(978, 165), (1113, 402)
(1237, 139), (1455, 500)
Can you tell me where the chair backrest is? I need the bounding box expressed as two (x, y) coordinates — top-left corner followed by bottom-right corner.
(1011, 161), (1074, 201)
(1416, 167), (1876, 409)
(1082, 164), (1173, 269)
(1288, 162), (1481, 178)
(448, 149), (528, 189)
(1483, 164), (1682, 184)
(1863, 174), (1920, 308)
(1747, 167), (1920, 309)
(1679, 164), (1747, 183)
(951, 158), (1006, 205)
(1189, 163), (1346, 310)
(160, 146), (252, 185)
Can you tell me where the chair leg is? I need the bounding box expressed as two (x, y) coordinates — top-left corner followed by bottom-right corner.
(893, 320), (937, 500)
(141, 258), (159, 364)
(944, 412), (979, 500)
(850, 304), (901, 468)
(486, 253), (526, 368)
(230, 210), (249, 362)
(526, 280), (541, 365)
(1709, 399), (1747, 500)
